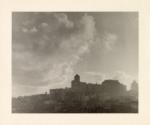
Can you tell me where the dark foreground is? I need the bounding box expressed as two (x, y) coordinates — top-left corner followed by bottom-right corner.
(12, 76), (138, 113)
(12, 94), (138, 113)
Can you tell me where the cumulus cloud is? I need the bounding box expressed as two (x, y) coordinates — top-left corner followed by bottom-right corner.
(84, 71), (106, 83)
(103, 33), (117, 51)
(12, 12), (136, 97)
(61, 14), (95, 55)
(30, 26), (38, 32)
(110, 71), (136, 90)
(40, 22), (49, 27)
(94, 32), (117, 52)
(22, 27), (28, 33)
(43, 14), (97, 88)
(22, 26), (38, 33)
(54, 13), (74, 28)
(12, 13), (98, 96)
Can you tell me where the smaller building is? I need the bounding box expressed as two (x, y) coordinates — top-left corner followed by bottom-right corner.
(100, 79), (127, 98)
(128, 80), (138, 99)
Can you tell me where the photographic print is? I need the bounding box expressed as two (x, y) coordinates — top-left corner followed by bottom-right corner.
(12, 12), (138, 113)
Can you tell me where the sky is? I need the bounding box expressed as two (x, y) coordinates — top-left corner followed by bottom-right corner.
(12, 12), (138, 97)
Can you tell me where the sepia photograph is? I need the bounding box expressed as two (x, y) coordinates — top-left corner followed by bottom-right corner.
(12, 12), (138, 113)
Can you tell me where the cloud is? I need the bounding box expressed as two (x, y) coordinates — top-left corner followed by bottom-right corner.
(22, 20), (33, 26)
(38, 22), (52, 33)
(94, 32), (117, 52)
(12, 13), (122, 96)
(22, 26), (38, 33)
(84, 71), (106, 83)
(43, 62), (74, 88)
(22, 27), (28, 33)
(110, 71), (136, 89)
(102, 33), (117, 51)
(30, 26), (38, 32)
(40, 22), (49, 27)
(54, 13), (74, 28)
(12, 83), (49, 97)
(60, 14), (96, 58)
(12, 13), (97, 96)
(42, 14), (97, 88)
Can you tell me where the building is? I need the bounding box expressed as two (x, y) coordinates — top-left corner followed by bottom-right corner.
(12, 74), (138, 113)
(50, 74), (127, 100)
(128, 80), (138, 99)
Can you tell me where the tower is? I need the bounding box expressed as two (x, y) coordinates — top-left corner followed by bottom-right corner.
(71, 74), (80, 88)
(74, 74), (80, 82)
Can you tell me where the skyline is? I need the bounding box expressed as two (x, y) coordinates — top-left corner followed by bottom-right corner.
(12, 12), (138, 97)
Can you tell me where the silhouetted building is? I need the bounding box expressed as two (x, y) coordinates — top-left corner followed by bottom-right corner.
(101, 80), (127, 96)
(50, 74), (127, 101)
(12, 74), (138, 113)
(129, 80), (138, 99)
